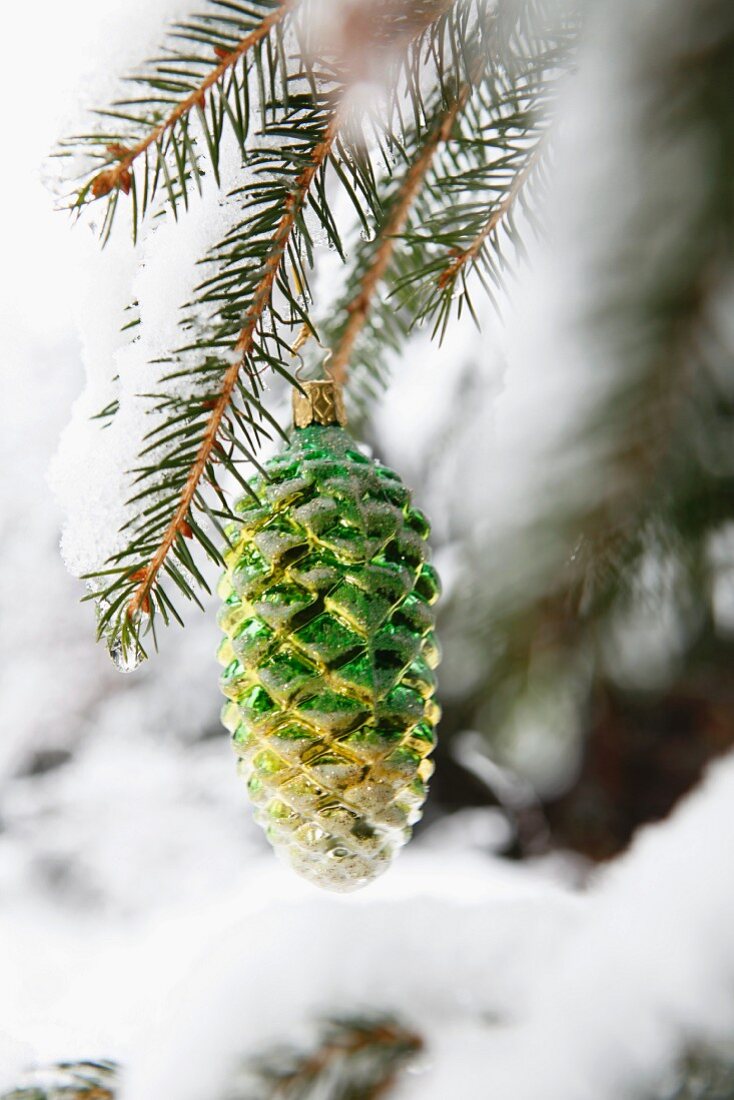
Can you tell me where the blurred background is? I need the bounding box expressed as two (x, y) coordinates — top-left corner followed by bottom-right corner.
(2, 1), (734, 1097)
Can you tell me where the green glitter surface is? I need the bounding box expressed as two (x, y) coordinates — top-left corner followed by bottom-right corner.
(217, 425), (440, 892)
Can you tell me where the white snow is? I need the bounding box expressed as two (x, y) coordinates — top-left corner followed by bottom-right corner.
(116, 754), (734, 1100)
(401, 753), (734, 1099)
(49, 128), (252, 579)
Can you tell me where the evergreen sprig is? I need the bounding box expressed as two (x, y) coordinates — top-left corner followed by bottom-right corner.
(91, 88), (342, 660)
(234, 1015), (423, 1098)
(58, 0), (292, 243)
(323, 0), (573, 396)
(1, 1017), (422, 1100)
(76, 0), (473, 661)
(1, 1060), (117, 1100)
(395, 4), (576, 339)
(58, 0), (580, 663)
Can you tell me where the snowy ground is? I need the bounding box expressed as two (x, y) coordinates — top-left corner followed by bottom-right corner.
(3, 765), (734, 1100)
(1, 1), (734, 1098)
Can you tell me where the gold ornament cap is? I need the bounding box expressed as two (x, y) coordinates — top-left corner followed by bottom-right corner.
(292, 378), (347, 428)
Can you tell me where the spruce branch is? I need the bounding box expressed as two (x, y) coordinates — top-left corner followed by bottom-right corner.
(89, 1), (293, 203)
(323, 0), (568, 395)
(1, 1018), (423, 1100)
(58, 0), (294, 240)
(250, 1016), (424, 1099)
(1, 1060), (118, 1100)
(435, 138), (543, 293)
(126, 111), (339, 622)
(58, 0), (579, 663)
(397, 25), (573, 339)
(80, 2), (462, 662)
(329, 85), (472, 385)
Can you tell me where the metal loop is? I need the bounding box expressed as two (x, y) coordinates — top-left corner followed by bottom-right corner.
(292, 351), (307, 381)
(321, 348), (334, 380)
(290, 342), (334, 383)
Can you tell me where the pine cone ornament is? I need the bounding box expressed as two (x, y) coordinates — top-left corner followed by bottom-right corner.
(217, 380), (440, 891)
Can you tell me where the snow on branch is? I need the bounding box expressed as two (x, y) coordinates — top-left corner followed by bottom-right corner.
(52, 0), (581, 667)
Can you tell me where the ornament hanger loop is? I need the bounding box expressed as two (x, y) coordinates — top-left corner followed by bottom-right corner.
(290, 333), (335, 384)
(293, 351), (307, 382)
(321, 347), (335, 381)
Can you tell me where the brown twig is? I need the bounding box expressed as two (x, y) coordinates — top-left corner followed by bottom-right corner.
(437, 142), (542, 290)
(90, 1), (294, 199)
(126, 115), (340, 618)
(329, 85), (471, 384)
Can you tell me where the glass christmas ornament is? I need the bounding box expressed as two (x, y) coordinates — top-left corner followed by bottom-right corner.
(217, 378), (440, 891)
